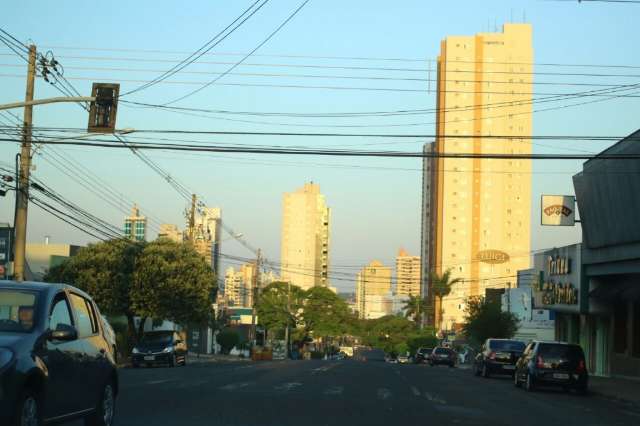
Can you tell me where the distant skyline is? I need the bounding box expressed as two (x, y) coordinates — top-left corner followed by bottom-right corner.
(1, 1), (639, 292)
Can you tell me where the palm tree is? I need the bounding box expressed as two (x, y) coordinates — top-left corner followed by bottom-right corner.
(402, 295), (424, 324)
(429, 269), (463, 330)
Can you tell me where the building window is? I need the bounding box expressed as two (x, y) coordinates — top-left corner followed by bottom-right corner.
(614, 301), (628, 354)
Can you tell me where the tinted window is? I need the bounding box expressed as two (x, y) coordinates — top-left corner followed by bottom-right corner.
(0, 289), (37, 332)
(538, 344), (584, 362)
(434, 348), (449, 355)
(69, 293), (98, 338)
(489, 340), (526, 352)
(141, 333), (173, 344)
(419, 348), (432, 354)
(50, 297), (73, 331)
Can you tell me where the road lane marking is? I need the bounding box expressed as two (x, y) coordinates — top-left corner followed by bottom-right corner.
(146, 379), (172, 385)
(219, 382), (251, 391)
(274, 382), (302, 392)
(324, 386), (344, 396)
(424, 392), (446, 404)
(377, 388), (392, 400)
(411, 386), (421, 396)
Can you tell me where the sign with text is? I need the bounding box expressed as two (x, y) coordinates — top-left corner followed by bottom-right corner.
(541, 195), (576, 226)
(476, 249), (510, 264)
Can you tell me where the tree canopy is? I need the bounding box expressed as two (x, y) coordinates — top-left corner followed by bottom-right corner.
(256, 281), (305, 332)
(461, 296), (520, 347)
(302, 286), (354, 338)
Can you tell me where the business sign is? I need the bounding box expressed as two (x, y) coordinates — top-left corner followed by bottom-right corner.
(535, 280), (579, 306)
(0, 226), (12, 279)
(541, 195), (576, 226)
(476, 249), (510, 264)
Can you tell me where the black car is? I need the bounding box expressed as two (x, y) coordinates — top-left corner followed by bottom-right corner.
(473, 338), (526, 378)
(414, 347), (433, 364)
(0, 280), (118, 426)
(514, 340), (588, 393)
(429, 347), (457, 367)
(131, 330), (187, 367)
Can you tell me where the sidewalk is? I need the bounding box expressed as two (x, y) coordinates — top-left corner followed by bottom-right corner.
(590, 375), (640, 406)
(186, 352), (253, 363)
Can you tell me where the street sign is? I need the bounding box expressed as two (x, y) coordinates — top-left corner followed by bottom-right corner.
(541, 195), (576, 226)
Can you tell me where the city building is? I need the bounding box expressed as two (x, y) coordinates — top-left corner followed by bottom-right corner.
(355, 260), (392, 319)
(396, 249), (421, 297)
(420, 142), (436, 300)
(280, 182), (330, 290)
(427, 23), (533, 329)
(158, 224), (183, 243)
(124, 204), (147, 242)
(25, 241), (82, 281)
(191, 207), (222, 277)
(223, 263), (256, 307)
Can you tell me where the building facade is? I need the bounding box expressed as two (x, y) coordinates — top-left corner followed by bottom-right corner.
(355, 260), (392, 319)
(420, 142), (436, 300)
(192, 207), (222, 278)
(396, 249), (421, 297)
(223, 263), (256, 307)
(429, 23), (533, 329)
(280, 182), (330, 290)
(25, 242), (82, 281)
(124, 204), (147, 242)
(158, 224), (183, 243)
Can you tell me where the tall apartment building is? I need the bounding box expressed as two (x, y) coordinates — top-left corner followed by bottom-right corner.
(396, 249), (421, 297)
(280, 183), (330, 290)
(427, 23), (533, 330)
(158, 224), (183, 243)
(124, 205), (147, 242)
(355, 260), (392, 319)
(223, 263), (257, 307)
(192, 207), (222, 278)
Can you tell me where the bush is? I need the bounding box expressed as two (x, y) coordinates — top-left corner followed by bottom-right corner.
(217, 329), (240, 354)
(407, 334), (439, 354)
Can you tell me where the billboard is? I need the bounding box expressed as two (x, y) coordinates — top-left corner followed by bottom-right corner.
(541, 195), (576, 226)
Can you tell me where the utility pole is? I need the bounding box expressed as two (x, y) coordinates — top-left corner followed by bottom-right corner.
(250, 248), (261, 345)
(13, 45), (36, 282)
(187, 194), (196, 242)
(284, 280), (291, 358)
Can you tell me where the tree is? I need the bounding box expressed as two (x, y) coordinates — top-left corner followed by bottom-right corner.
(360, 315), (418, 354)
(217, 329), (240, 354)
(303, 286), (354, 342)
(131, 239), (217, 337)
(406, 332), (439, 354)
(430, 269), (463, 330)
(402, 295), (422, 323)
(44, 239), (144, 348)
(461, 296), (519, 347)
(256, 281), (305, 334)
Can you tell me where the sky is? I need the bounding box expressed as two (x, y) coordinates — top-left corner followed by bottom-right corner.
(1, 0), (639, 292)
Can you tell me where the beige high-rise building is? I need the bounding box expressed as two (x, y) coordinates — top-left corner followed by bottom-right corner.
(223, 263), (256, 307)
(396, 249), (421, 297)
(429, 23), (533, 330)
(158, 224), (183, 243)
(355, 260), (392, 319)
(191, 207), (221, 277)
(280, 183), (330, 290)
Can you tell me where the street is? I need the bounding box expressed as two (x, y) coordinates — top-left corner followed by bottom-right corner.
(77, 360), (640, 426)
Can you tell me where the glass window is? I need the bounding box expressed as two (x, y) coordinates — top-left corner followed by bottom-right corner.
(0, 289), (37, 332)
(489, 340), (526, 352)
(69, 293), (97, 338)
(50, 296), (73, 331)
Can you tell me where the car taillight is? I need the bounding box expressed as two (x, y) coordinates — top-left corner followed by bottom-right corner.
(576, 360), (585, 373)
(489, 351), (496, 360)
(537, 355), (545, 369)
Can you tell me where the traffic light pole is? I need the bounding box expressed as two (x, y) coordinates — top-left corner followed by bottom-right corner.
(13, 45), (37, 282)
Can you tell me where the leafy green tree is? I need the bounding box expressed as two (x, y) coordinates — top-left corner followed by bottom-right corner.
(360, 315), (418, 353)
(131, 239), (216, 337)
(256, 281), (305, 334)
(461, 296), (520, 346)
(406, 332), (439, 354)
(217, 329), (240, 354)
(430, 269), (463, 329)
(44, 239), (144, 347)
(303, 286), (354, 340)
(402, 295), (423, 323)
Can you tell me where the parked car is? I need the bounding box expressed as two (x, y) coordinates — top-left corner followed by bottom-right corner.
(429, 347), (457, 367)
(414, 347), (434, 364)
(397, 354), (410, 364)
(0, 280), (118, 426)
(131, 330), (187, 367)
(514, 340), (588, 393)
(473, 338), (526, 378)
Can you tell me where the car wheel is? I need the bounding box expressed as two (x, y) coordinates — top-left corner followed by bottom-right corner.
(525, 372), (535, 392)
(481, 364), (490, 378)
(85, 382), (115, 426)
(514, 371), (522, 388)
(473, 363), (481, 376)
(169, 353), (176, 367)
(14, 390), (41, 426)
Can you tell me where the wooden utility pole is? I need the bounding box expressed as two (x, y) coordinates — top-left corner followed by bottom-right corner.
(187, 194), (196, 242)
(13, 45), (37, 282)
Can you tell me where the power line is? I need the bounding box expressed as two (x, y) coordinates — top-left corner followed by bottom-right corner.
(165, 0), (311, 105)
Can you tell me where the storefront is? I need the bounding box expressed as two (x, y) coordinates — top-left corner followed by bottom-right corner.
(573, 129), (640, 378)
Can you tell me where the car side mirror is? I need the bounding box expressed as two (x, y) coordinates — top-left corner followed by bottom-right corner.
(49, 324), (78, 341)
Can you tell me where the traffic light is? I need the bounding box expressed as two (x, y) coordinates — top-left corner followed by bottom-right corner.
(88, 83), (120, 133)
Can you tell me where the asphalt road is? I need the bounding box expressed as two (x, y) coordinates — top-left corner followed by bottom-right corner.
(77, 358), (640, 426)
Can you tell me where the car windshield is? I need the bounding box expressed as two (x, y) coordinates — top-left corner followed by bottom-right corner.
(434, 348), (449, 354)
(0, 289), (37, 333)
(141, 333), (173, 345)
(419, 348), (432, 354)
(490, 340), (526, 352)
(539, 344), (584, 362)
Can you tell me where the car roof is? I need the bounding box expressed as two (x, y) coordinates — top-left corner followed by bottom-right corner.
(0, 280), (92, 300)
(532, 340), (578, 346)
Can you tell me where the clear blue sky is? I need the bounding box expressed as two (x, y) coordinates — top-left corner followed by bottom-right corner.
(1, 0), (638, 291)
